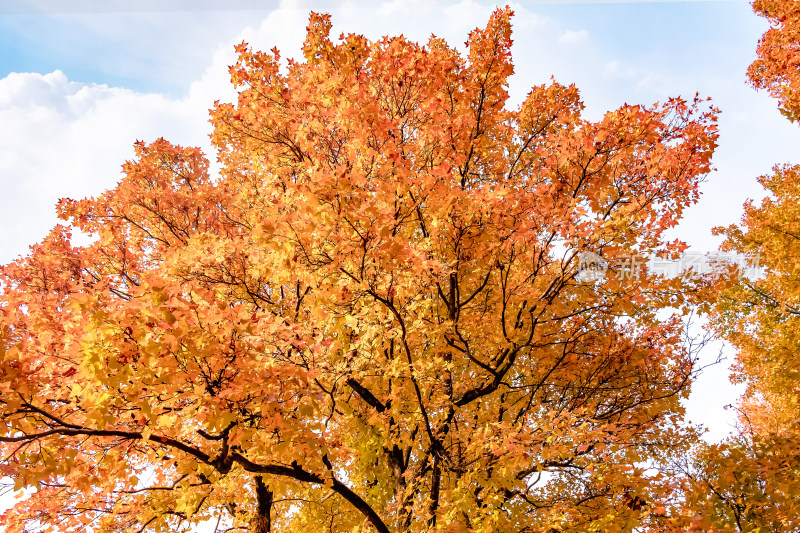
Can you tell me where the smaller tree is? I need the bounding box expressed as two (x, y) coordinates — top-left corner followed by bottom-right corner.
(692, 165), (800, 533)
(683, 3), (800, 529)
(677, 429), (800, 532)
(713, 166), (800, 432)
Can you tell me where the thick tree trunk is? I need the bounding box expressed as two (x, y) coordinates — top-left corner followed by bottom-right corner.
(253, 476), (273, 533)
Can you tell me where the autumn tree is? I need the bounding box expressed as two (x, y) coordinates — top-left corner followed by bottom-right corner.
(676, 426), (800, 533)
(686, 166), (800, 533)
(676, 1), (800, 530)
(0, 9), (719, 533)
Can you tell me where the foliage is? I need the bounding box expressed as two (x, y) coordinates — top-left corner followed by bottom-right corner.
(748, 0), (800, 121)
(677, 432), (800, 533)
(714, 166), (800, 428)
(0, 9), (719, 533)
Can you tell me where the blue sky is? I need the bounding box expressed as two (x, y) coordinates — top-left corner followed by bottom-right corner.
(0, 1), (765, 97)
(0, 0), (797, 445)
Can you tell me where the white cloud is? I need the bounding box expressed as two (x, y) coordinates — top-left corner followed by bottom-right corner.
(603, 59), (635, 79)
(635, 72), (673, 92)
(558, 28), (588, 44)
(0, 4), (311, 264)
(0, 71), (211, 263)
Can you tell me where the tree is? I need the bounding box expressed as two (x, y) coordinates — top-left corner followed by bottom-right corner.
(676, 428), (800, 533)
(748, 0), (800, 121)
(0, 9), (719, 533)
(714, 167), (800, 437)
(679, 1), (800, 530)
(690, 166), (800, 533)
(734, 0), (800, 436)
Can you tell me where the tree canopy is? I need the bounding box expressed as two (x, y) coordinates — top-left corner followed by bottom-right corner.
(679, 1), (800, 530)
(0, 8), (721, 533)
(683, 165), (800, 533)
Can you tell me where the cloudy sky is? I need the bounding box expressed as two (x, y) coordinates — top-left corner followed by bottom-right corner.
(1, 0), (798, 446)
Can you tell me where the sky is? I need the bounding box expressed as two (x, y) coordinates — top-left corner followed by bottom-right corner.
(0, 0), (798, 497)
